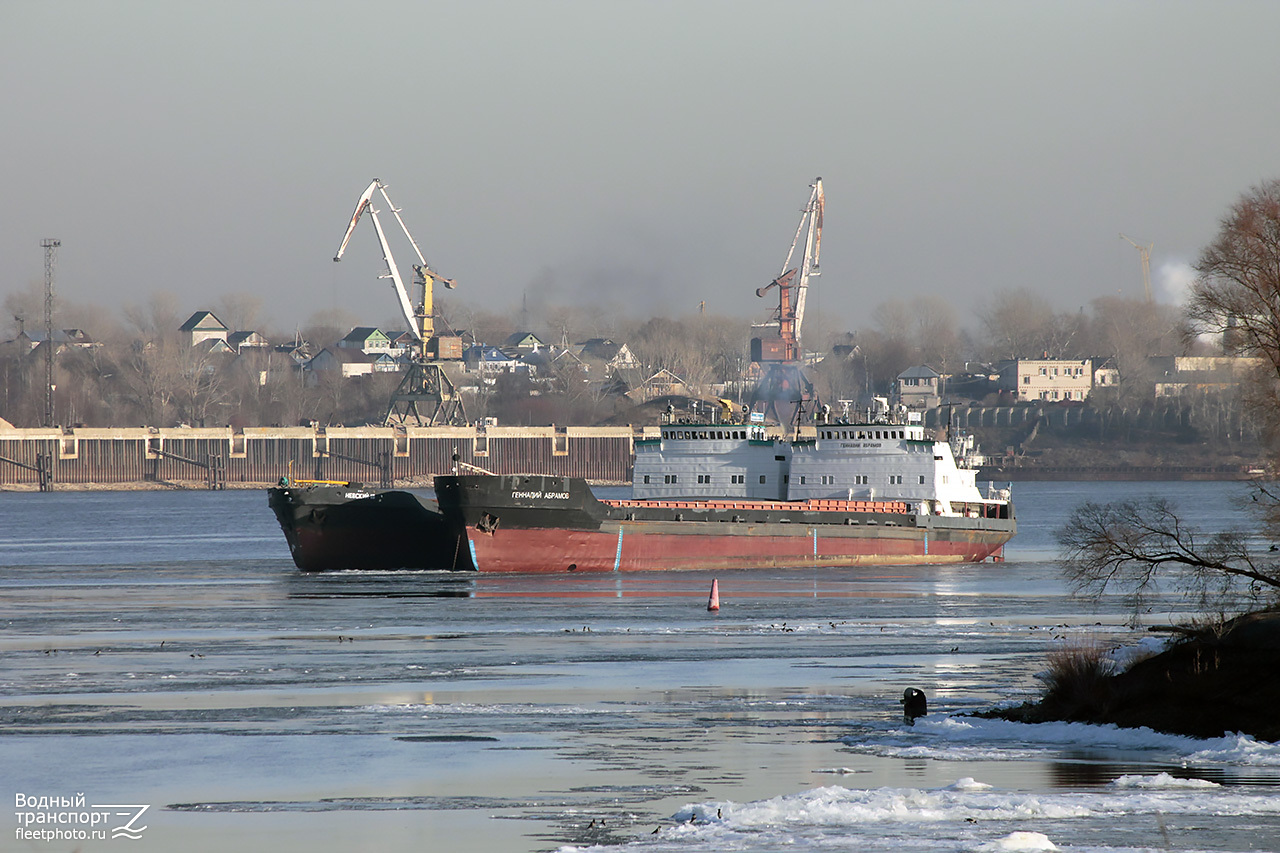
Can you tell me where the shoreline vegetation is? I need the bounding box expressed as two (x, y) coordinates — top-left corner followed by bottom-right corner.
(980, 611), (1280, 743)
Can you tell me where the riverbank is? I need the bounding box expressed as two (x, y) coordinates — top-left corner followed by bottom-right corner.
(982, 611), (1280, 742)
(0, 477), (631, 492)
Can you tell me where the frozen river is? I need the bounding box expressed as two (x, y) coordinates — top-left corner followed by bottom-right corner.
(2, 481), (1278, 852)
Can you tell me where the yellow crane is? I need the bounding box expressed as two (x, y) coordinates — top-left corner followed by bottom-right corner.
(1119, 233), (1154, 303)
(332, 178), (466, 425)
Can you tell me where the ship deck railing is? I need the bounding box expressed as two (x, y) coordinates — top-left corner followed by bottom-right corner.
(604, 498), (912, 515)
(950, 500), (1014, 520)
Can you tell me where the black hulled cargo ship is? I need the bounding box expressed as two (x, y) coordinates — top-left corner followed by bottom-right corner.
(268, 480), (472, 572)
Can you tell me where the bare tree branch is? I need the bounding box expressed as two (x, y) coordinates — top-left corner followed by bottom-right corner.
(1057, 497), (1280, 616)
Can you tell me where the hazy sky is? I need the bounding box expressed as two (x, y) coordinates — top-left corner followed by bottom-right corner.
(3, 1), (1279, 339)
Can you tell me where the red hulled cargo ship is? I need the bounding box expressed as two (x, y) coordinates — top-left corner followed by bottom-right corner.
(434, 472), (1013, 574)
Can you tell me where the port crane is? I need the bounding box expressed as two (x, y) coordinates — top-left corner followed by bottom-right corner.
(333, 178), (466, 425)
(749, 178), (825, 426)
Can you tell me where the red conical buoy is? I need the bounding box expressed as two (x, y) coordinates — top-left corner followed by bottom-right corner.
(707, 579), (720, 611)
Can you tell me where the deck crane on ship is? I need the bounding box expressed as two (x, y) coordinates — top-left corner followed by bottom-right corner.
(333, 179), (467, 426)
(749, 177), (825, 427)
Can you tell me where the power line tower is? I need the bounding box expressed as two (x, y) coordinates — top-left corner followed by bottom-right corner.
(41, 238), (60, 428)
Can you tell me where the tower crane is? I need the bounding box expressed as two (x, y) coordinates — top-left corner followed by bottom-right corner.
(1119, 233), (1154, 303)
(332, 178), (466, 426)
(749, 178), (825, 427)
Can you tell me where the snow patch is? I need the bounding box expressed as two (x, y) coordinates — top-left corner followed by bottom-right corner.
(1110, 772), (1218, 789)
(972, 831), (1058, 852)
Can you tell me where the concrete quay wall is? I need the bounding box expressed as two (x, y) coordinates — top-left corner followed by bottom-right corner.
(0, 426), (639, 488)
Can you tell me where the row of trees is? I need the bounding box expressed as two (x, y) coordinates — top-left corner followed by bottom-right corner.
(0, 288), (1209, 430)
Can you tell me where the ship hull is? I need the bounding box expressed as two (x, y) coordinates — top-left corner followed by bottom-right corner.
(268, 484), (473, 572)
(435, 475), (1014, 574)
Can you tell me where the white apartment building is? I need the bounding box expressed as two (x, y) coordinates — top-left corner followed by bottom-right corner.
(999, 359), (1093, 402)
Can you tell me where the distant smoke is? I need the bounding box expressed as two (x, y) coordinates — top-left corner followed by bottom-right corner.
(1155, 259), (1197, 304)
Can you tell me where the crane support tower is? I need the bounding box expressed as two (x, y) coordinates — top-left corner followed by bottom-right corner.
(748, 178), (824, 427)
(333, 179), (467, 426)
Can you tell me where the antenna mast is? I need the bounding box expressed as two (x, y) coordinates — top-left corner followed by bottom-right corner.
(41, 238), (60, 428)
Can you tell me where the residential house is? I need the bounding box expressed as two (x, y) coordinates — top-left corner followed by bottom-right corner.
(504, 331), (545, 353)
(547, 345), (588, 376)
(179, 311), (230, 348)
(306, 347), (378, 381)
(1092, 357), (1120, 391)
(193, 337), (233, 355)
(463, 345), (528, 384)
(1148, 355), (1264, 398)
(275, 337), (313, 366)
(627, 368), (691, 403)
(388, 331), (417, 357)
(7, 329), (99, 353)
(338, 327), (393, 354)
(573, 338), (640, 375)
(896, 365), (942, 410)
(227, 330), (270, 353)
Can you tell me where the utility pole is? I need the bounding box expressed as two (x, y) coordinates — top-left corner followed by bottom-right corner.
(41, 238), (60, 428)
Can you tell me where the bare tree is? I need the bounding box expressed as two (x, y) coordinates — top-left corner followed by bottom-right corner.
(975, 288), (1059, 360)
(903, 295), (966, 388)
(1187, 178), (1280, 439)
(217, 292), (264, 332)
(1057, 498), (1280, 616)
(1058, 182), (1280, 619)
(173, 344), (231, 426)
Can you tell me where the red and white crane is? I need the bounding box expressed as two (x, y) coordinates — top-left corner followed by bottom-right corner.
(749, 178), (826, 426)
(755, 178), (824, 360)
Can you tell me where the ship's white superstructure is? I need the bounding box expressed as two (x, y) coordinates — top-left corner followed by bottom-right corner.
(631, 420), (1009, 517)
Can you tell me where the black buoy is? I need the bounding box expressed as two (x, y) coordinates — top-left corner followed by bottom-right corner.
(900, 687), (927, 725)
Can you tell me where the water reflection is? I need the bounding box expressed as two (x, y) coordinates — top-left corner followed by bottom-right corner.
(285, 571), (478, 599)
(1050, 758), (1280, 788)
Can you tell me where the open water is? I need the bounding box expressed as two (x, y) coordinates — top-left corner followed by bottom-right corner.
(2, 481), (1279, 853)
